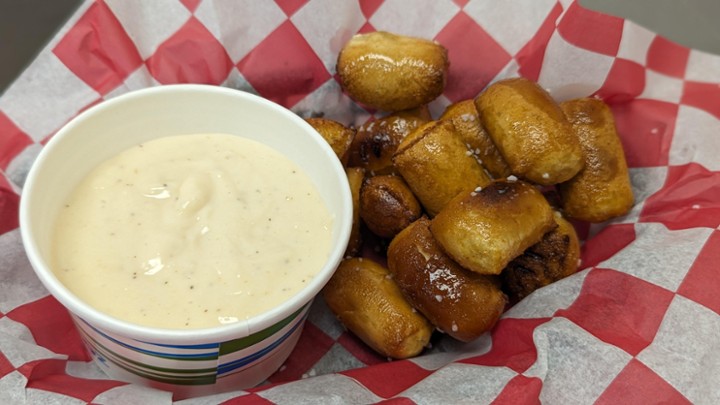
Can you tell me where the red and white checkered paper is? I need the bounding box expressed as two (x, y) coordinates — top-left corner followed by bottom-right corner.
(2, 0), (720, 403)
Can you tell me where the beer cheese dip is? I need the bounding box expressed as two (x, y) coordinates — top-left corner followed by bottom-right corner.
(52, 133), (334, 329)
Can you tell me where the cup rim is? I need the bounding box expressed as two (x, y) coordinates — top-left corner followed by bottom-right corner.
(19, 84), (353, 344)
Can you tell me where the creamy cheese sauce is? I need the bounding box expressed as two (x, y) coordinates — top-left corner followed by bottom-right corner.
(52, 133), (334, 329)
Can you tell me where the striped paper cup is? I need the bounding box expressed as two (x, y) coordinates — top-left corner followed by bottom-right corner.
(72, 305), (310, 397)
(20, 85), (353, 398)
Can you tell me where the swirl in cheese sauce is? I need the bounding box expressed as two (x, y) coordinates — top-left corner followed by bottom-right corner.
(52, 133), (333, 329)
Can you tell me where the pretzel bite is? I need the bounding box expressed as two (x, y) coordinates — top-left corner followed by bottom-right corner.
(502, 212), (580, 302)
(323, 258), (433, 359)
(475, 77), (583, 185)
(393, 120), (492, 216)
(360, 175), (422, 239)
(430, 180), (555, 275)
(558, 98), (634, 222)
(440, 100), (511, 179)
(347, 106), (431, 175)
(388, 218), (507, 342)
(306, 118), (356, 165)
(337, 31), (448, 112)
(344, 167), (365, 257)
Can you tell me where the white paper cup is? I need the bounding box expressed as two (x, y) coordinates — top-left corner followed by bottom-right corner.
(19, 84), (353, 398)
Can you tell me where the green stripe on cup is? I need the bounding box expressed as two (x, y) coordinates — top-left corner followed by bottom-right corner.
(219, 303), (308, 356)
(88, 338), (218, 385)
(76, 302), (310, 386)
(79, 328), (219, 385)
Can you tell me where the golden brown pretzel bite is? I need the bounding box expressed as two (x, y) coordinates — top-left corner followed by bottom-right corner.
(323, 258), (433, 359)
(337, 31), (448, 112)
(388, 218), (507, 342)
(393, 120), (492, 216)
(502, 212), (581, 302)
(360, 175), (422, 239)
(558, 97), (634, 222)
(344, 167), (366, 257)
(430, 180), (556, 275)
(440, 99), (511, 179)
(347, 106), (431, 175)
(305, 117), (356, 165)
(475, 77), (583, 185)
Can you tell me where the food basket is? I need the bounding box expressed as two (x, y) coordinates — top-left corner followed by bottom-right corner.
(1, 0), (719, 403)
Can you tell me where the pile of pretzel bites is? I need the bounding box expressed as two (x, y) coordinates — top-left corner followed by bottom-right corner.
(307, 31), (634, 359)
